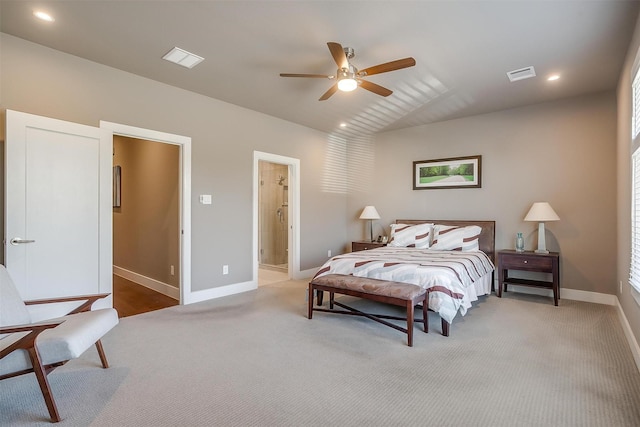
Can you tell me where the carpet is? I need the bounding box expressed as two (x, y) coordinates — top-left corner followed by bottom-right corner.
(2, 279), (639, 426)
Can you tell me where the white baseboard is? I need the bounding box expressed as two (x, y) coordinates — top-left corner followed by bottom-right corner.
(113, 266), (179, 300)
(505, 284), (617, 305)
(184, 268), (312, 305)
(184, 280), (257, 305)
(615, 297), (640, 373)
(295, 267), (317, 280)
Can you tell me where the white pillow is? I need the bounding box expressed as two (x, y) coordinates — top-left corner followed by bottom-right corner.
(431, 225), (482, 251)
(389, 223), (432, 248)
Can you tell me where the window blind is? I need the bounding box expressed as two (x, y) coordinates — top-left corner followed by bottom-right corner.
(631, 149), (640, 293)
(633, 69), (640, 139)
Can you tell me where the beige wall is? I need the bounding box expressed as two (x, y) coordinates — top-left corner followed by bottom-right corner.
(616, 12), (640, 346)
(0, 33), (348, 291)
(113, 136), (180, 287)
(350, 92), (617, 296)
(3, 29), (638, 349)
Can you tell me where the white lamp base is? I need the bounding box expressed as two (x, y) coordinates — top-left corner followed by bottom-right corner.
(534, 222), (549, 254)
(369, 220), (374, 242)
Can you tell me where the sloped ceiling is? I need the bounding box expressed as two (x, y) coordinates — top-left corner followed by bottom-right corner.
(1, 1), (638, 137)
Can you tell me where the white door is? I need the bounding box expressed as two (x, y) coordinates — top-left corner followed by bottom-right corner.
(5, 110), (112, 313)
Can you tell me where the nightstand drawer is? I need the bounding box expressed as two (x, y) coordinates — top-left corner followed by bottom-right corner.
(501, 254), (553, 271)
(352, 241), (386, 252)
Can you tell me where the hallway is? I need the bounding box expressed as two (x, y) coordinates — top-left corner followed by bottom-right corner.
(113, 275), (178, 317)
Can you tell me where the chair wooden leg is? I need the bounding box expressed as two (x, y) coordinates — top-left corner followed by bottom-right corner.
(95, 340), (110, 369)
(27, 346), (61, 423)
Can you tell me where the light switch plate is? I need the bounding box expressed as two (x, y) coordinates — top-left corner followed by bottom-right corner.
(199, 194), (212, 205)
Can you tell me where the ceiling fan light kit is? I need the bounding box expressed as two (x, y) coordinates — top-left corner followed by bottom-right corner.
(337, 73), (358, 92)
(280, 42), (416, 100)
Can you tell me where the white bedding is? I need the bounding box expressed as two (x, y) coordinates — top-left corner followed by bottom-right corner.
(313, 247), (495, 324)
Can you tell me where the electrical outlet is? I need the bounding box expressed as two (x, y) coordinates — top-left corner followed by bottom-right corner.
(170, 265), (175, 276)
(328, 250), (331, 257)
(223, 265), (229, 275)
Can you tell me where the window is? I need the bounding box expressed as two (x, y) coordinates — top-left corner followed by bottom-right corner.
(633, 69), (640, 140)
(631, 150), (640, 294)
(631, 67), (640, 297)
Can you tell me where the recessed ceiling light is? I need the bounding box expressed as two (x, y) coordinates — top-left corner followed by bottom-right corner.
(547, 74), (560, 81)
(33, 11), (55, 22)
(340, 123), (347, 128)
(162, 47), (204, 69)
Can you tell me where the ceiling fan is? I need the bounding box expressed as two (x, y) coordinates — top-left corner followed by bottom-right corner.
(280, 42), (416, 101)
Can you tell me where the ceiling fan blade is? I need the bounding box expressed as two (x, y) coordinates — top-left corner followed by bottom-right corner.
(319, 84), (338, 101)
(327, 42), (348, 69)
(280, 73), (332, 78)
(359, 57), (416, 76)
(359, 80), (393, 97)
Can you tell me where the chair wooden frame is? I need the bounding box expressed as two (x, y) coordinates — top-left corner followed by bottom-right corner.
(0, 293), (112, 423)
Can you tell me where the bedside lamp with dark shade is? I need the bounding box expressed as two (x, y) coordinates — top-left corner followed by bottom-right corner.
(524, 202), (560, 254)
(359, 206), (380, 243)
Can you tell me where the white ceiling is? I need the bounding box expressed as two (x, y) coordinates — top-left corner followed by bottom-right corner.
(1, 1), (638, 137)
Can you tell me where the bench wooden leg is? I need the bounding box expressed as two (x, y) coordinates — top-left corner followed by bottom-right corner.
(441, 318), (450, 337)
(422, 294), (428, 333)
(308, 285), (314, 319)
(407, 300), (414, 347)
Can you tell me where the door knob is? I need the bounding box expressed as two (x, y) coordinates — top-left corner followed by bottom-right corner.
(10, 238), (35, 245)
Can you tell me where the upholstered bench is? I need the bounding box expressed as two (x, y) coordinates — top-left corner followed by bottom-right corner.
(308, 274), (428, 346)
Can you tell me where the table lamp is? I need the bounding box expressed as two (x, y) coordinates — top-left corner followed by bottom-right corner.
(524, 202), (560, 254)
(359, 206), (380, 242)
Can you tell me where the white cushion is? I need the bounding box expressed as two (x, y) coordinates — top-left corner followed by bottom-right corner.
(0, 266), (32, 327)
(0, 308), (118, 376)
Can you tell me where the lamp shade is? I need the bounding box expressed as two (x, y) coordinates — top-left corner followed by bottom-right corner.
(524, 202), (560, 222)
(359, 206), (380, 220)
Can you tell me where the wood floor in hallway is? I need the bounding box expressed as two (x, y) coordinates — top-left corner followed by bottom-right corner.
(113, 275), (178, 318)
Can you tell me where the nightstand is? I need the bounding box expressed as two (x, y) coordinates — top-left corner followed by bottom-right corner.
(352, 241), (387, 252)
(497, 250), (560, 306)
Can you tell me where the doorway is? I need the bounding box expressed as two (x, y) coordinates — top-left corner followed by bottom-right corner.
(258, 161), (289, 275)
(253, 151), (300, 285)
(111, 135), (180, 316)
(100, 121), (193, 304)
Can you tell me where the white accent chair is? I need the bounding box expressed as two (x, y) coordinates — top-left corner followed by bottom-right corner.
(0, 265), (119, 422)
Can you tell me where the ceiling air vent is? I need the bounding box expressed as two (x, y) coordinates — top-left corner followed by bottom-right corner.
(507, 66), (536, 82)
(162, 47), (204, 69)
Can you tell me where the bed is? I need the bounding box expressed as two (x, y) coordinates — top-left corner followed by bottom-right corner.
(312, 220), (496, 336)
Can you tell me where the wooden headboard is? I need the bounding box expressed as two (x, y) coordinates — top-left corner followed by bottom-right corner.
(396, 220), (496, 264)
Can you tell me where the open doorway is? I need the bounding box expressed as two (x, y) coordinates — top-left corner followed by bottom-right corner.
(101, 121), (193, 309)
(258, 160), (289, 286)
(111, 135), (180, 316)
(253, 151), (300, 286)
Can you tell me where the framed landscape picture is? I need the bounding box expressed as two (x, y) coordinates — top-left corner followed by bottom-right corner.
(413, 155), (481, 190)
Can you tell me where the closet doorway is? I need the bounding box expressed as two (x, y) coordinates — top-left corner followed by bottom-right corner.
(258, 160), (289, 285)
